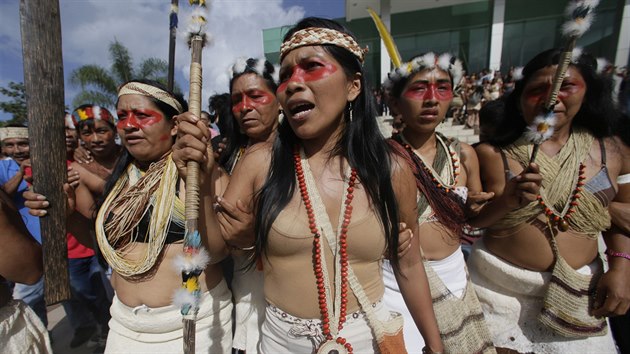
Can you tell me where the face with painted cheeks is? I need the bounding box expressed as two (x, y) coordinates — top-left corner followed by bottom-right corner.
(116, 94), (177, 164)
(520, 65), (586, 127)
(231, 73), (280, 142)
(277, 46), (360, 141)
(393, 68), (453, 134)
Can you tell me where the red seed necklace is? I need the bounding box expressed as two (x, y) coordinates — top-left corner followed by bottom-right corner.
(398, 133), (460, 194)
(536, 162), (585, 232)
(294, 146), (357, 354)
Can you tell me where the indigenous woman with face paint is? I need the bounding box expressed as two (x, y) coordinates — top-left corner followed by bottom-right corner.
(174, 17), (443, 354)
(383, 53), (496, 354)
(469, 49), (630, 353)
(217, 57), (281, 354)
(26, 79), (233, 353)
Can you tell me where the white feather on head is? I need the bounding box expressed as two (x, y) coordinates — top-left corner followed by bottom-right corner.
(436, 53), (452, 72)
(254, 57), (267, 79)
(512, 66), (524, 81)
(231, 57), (248, 77)
(65, 113), (76, 129)
(271, 64), (280, 85)
(595, 57), (609, 74)
(93, 106), (102, 120)
(571, 47), (583, 63)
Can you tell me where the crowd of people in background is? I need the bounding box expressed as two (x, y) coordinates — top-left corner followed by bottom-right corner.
(1, 15), (630, 354)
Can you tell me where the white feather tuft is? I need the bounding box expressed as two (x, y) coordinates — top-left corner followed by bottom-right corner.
(571, 47), (583, 63)
(271, 64), (280, 84)
(231, 57), (248, 77)
(420, 52), (436, 70)
(189, 248), (210, 270)
(512, 67), (524, 81)
(173, 248), (210, 273)
(65, 113), (75, 129)
(172, 288), (198, 308)
(436, 53), (452, 72)
(524, 112), (556, 145)
(254, 58), (267, 78)
(562, 14), (594, 37)
(450, 58), (464, 87)
(186, 7), (209, 37)
(93, 106), (101, 120)
(595, 57), (609, 74)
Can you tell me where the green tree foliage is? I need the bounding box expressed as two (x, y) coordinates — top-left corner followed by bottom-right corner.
(0, 81), (27, 126)
(70, 39), (174, 108)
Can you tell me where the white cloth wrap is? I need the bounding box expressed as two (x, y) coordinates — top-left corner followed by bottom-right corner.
(383, 247), (468, 354)
(260, 300), (393, 353)
(231, 255), (265, 352)
(617, 173), (630, 185)
(0, 299), (51, 354)
(105, 279), (232, 354)
(467, 240), (617, 353)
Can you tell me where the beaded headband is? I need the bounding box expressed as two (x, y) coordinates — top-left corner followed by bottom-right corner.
(0, 127), (28, 141)
(280, 27), (368, 63)
(72, 105), (115, 124)
(230, 57), (280, 85)
(118, 82), (183, 114)
(383, 52), (463, 93)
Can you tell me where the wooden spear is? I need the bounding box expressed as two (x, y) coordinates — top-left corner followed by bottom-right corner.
(176, 1), (211, 353)
(19, 0), (70, 304)
(526, 0), (599, 163)
(167, 0), (179, 91)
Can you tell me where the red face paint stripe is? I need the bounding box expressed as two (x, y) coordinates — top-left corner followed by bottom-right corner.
(116, 109), (164, 130)
(231, 89), (275, 115)
(403, 82), (453, 101)
(277, 60), (338, 93)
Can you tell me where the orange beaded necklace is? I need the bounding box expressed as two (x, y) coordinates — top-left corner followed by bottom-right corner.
(294, 146), (357, 354)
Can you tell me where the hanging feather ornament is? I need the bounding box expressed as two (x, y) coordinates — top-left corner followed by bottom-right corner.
(525, 0), (598, 164)
(177, 1), (212, 353)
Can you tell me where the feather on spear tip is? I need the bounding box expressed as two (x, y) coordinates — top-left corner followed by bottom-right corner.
(524, 0), (598, 164)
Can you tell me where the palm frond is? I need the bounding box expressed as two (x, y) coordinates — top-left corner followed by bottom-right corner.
(69, 65), (118, 96)
(71, 90), (116, 109)
(138, 58), (169, 80)
(110, 39), (134, 83)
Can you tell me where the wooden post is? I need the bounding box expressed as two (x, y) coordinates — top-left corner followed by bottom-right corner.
(19, 0), (70, 305)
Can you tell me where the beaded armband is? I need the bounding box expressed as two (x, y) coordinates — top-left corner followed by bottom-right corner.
(606, 249), (630, 261)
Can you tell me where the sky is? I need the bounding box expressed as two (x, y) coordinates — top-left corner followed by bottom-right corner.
(0, 0), (345, 121)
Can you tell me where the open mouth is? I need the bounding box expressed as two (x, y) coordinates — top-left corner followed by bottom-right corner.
(289, 103), (315, 119)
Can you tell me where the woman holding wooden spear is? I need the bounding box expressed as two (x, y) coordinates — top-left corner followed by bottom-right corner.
(25, 79), (233, 353)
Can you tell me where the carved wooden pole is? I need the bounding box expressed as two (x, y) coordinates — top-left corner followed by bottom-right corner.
(19, 0), (70, 304)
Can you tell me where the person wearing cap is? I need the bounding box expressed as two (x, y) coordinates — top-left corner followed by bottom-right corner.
(0, 125), (47, 330)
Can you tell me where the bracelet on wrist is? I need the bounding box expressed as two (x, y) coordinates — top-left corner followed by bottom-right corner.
(229, 244), (255, 251)
(605, 248), (630, 261)
(422, 346), (443, 354)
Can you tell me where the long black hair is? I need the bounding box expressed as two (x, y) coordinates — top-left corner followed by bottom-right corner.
(491, 48), (621, 147)
(219, 58), (278, 173)
(96, 79), (188, 214)
(254, 17), (402, 266)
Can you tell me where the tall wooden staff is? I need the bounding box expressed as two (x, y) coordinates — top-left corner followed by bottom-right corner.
(175, 1), (210, 353)
(167, 0), (179, 91)
(525, 0), (599, 163)
(19, 0), (70, 304)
